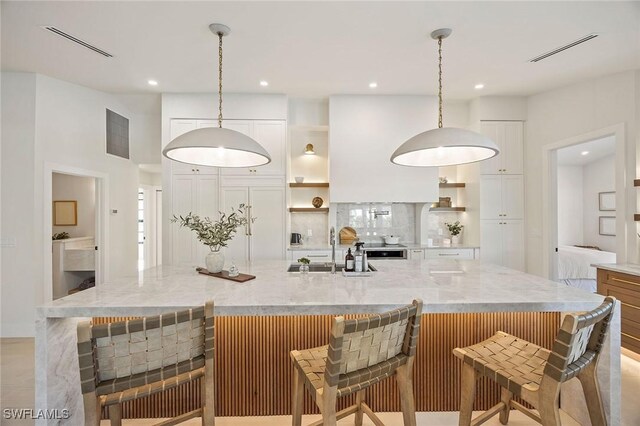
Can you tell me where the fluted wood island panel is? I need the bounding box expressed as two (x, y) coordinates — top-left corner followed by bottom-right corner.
(94, 312), (559, 418)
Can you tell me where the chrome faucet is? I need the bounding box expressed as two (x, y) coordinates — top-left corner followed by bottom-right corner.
(330, 226), (336, 274)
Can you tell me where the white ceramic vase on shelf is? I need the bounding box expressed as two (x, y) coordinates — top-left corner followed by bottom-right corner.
(451, 235), (461, 245)
(206, 250), (225, 273)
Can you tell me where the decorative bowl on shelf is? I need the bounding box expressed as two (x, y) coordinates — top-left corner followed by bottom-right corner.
(295, 176), (304, 183)
(312, 196), (324, 208)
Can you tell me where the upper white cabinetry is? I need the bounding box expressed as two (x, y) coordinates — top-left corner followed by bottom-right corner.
(221, 120), (286, 176)
(169, 119), (218, 175)
(479, 121), (523, 175)
(329, 96), (439, 203)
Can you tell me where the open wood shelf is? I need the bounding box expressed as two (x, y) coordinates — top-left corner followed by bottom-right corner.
(634, 214), (640, 221)
(289, 207), (329, 213)
(439, 183), (466, 188)
(635, 179), (640, 187)
(429, 207), (467, 212)
(289, 183), (329, 188)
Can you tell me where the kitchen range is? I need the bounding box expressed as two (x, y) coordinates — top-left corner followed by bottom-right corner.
(360, 242), (408, 259)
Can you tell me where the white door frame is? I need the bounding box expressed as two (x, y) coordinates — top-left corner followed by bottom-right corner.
(541, 123), (626, 280)
(139, 184), (162, 269)
(44, 163), (109, 302)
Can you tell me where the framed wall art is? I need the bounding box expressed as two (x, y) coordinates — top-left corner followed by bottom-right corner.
(53, 200), (78, 226)
(598, 191), (615, 211)
(598, 216), (615, 236)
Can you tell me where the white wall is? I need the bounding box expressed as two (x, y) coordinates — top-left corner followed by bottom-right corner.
(52, 173), (96, 238)
(557, 166), (584, 246)
(1, 72), (37, 337)
(329, 95), (439, 203)
(583, 155), (616, 252)
(115, 94), (162, 165)
(139, 170), (162, 186)
(526, 71), (637, 276)
(1, 72), (139, 337)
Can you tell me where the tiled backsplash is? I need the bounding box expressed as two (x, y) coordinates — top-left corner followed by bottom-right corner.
(290, 212), (329, 246)
(425, 211), (465, 245)
(335, 203), (415, 244)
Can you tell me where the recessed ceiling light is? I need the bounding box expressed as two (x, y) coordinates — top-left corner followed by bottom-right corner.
(581, 151), (590, 156)
(369, 82), (378, 88)
(260, 80), (269, 87)
(148, 80), (158, 86)
(474, 83), (484, 90)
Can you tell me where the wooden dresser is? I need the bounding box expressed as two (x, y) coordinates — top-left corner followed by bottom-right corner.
(597, 267), (640, 353)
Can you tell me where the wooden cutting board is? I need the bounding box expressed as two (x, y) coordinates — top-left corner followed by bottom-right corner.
(339, 226), (357, 244)
(197, 267), (256, 282)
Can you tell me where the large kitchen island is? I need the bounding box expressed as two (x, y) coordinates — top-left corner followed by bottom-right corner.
(36, 259), (620, 425)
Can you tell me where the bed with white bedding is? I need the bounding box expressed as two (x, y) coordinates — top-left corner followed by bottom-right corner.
(557, 245), (616, 292)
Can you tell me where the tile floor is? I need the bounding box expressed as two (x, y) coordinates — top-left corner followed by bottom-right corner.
(1, 338), (638, 425)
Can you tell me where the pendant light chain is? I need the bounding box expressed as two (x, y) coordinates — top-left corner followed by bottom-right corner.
(437, 36), (443, 129)
(218, 32), (224, 128)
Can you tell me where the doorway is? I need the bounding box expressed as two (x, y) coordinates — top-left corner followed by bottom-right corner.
(553, 137), (618, 291)
(542, 124), (626, 281)
(51, 173), (97, 299)
(44, 163), (108, 302)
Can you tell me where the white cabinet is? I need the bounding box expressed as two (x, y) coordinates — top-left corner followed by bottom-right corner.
(408, 249), (425, 260)
(425, 248), (475, 260)
(220, 185), (286, 261)
(170, 174), (219, 266)
(169, 119), (218, 175)
(480, 220), (525, 271)
(221, 120), (286, 177)
(479, 121), (524, 175)
(479, 121), (525, 271)
(480, 175), (524, 220)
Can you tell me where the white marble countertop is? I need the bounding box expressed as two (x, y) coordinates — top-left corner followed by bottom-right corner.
(592, 263), (640, 277)
(39, 260), (603, 318)
(288, 244), (480, 250)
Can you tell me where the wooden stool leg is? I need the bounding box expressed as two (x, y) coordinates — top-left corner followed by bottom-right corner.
(321, 386), (338, 426)
(108, 404), (122, 426)
(396, 362), (417, 426)
(292, 368), (304, 426)
(458, 363), (476, 426)
(354, 391), (364, 426)
(499, 388), (512, 425)
(538, 392), (561, 426)
(578, 363), (606, 426)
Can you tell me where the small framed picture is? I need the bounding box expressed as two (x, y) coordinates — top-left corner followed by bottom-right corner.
(53, 200), (77, 226)
(599, 216), (615, 236)
(598, 191), (615, 211)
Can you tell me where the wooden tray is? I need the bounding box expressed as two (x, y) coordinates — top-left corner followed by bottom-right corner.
(197, 268), (256, 282)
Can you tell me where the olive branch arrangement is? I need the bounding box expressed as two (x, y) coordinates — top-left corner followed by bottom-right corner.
(171, 204), (255, 252)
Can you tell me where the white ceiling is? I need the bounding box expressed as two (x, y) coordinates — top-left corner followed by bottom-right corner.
(556, 136), (616, 166)
(2, 1), (639, 99)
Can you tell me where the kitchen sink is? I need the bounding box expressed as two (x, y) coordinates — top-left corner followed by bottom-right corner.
(287, 263), (377, 273)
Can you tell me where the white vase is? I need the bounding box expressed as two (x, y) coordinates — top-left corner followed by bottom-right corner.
(205, 250), (225, 273)
(451, 235), (461, 245)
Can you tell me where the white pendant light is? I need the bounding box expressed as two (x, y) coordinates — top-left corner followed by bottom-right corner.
(391, 28), (499, 167)
(163, 24), (271, 168)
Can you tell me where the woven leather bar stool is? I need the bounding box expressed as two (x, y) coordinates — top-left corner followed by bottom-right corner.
(453, 296), (615, 426)
(76, 301), (215, 426)
(290, 299), (423, 426)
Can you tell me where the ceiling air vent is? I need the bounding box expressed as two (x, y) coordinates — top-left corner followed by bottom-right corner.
(529, 33), (598, 63)
(42, 26), (113, 58)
